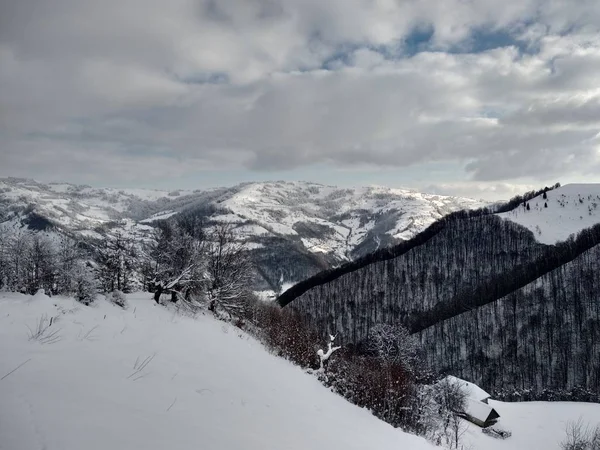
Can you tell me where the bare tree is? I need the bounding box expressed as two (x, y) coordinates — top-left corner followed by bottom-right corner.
(145, 220), (206, 304)
(205, 223), (253, 316)
(24, 233), (56, 295)
(0, 227), (9, 290)
(7, 231), (31, 292)
(94, 232), (137, 293)
(367, 323), (419, 371)
(562, 419), (600, 450)
(72, 261), (97, 305)
(54, 235), (80, 295)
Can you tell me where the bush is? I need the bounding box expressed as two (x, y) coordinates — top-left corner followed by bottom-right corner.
(562, 420), (600, 450)
(242, 299), (459, 444)
(248, 300), (320, 368)
(109, 290), (128, 308)
(326, 348), (416, 428)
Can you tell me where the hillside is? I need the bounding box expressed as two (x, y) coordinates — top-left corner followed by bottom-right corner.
(0, 292), (436, 450)
(2, 293), (600, 450)
(278, 184), (600, 397)
(0, 178), (485, 292)
(499, 184), (600, 244)
(418, 242), (600, 395)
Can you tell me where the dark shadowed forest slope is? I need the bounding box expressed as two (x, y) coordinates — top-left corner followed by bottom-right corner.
(283, 215), (548, 340)
(277, 185), (560, 307)
(417, 243), (600, 396)
(278, 185), (600, 396)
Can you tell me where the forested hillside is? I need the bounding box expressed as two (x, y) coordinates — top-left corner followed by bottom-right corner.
(418, 243), (600, 396)
(282, 215), (548, 342)
(279, 185), (600, 397)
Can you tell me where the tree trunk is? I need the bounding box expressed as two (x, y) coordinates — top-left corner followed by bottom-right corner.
(153, 286), (162, 304)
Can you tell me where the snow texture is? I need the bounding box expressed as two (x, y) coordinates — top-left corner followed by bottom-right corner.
(0, 292), (435, 450)
(463, 399), (600, 450)
(446, 375), (491, 402)
(499, 183), (600, 244)
(0, 178), (486, 261)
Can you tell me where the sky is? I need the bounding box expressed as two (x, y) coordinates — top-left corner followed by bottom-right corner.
(1, 0), (600, 200)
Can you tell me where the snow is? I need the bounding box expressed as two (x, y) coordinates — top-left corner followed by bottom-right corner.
(463, 399), (600, 450)
(0, 292), (435, 450)
(499, 184), (600, 244)
(465, 398), (497, 424)
(0, 178), (486, 262)
(447, 375), (491, 402)
(219, 181), (487, 259)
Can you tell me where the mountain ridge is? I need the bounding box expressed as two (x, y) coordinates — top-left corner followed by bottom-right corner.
(0, 177), (487, 292)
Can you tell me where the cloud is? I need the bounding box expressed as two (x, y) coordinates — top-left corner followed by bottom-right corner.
(422, 182), (540, 201)
(0, 0), (599, 192)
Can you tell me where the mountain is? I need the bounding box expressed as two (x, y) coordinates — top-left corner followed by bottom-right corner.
(277, 184), (600, 398)
(0, 177), (486, 293)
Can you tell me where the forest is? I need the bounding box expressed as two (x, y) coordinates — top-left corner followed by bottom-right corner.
(418, 243), (600, 397)
(279, 187), (600, 398)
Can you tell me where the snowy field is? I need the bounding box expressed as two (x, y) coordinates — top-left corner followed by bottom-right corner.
(0, 292), (434, 450)
(463, 399), (600, 450)
(1, 292), (599, 450)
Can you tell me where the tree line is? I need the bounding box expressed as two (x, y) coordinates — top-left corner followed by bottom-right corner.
(0, 215), (254, 315)
(277, 183), (561, 307)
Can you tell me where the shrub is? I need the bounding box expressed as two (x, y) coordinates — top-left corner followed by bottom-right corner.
(109, 290), (128, 308)
(249, 300), (320, 368)
(562, 420), (600, 450)
(326, 347), (416, 429)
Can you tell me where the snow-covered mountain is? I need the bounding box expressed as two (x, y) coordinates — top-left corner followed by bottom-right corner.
(205, 181), (487, 258)
(499, 183), (600, 244)
(0, 177), (197, 238)
(0, 177), (487, 290)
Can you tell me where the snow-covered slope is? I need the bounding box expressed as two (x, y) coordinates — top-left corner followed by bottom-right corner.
(499, 184), (600, 244)
(0, 292), (435, 450)
(0, 178), (179, 242)
(215, 181), (487, 259)
(0, 178), (485, 257)
(0, 177), (193, 228)
(463, 399), (600, 450)
(2, 293), (599, 450)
